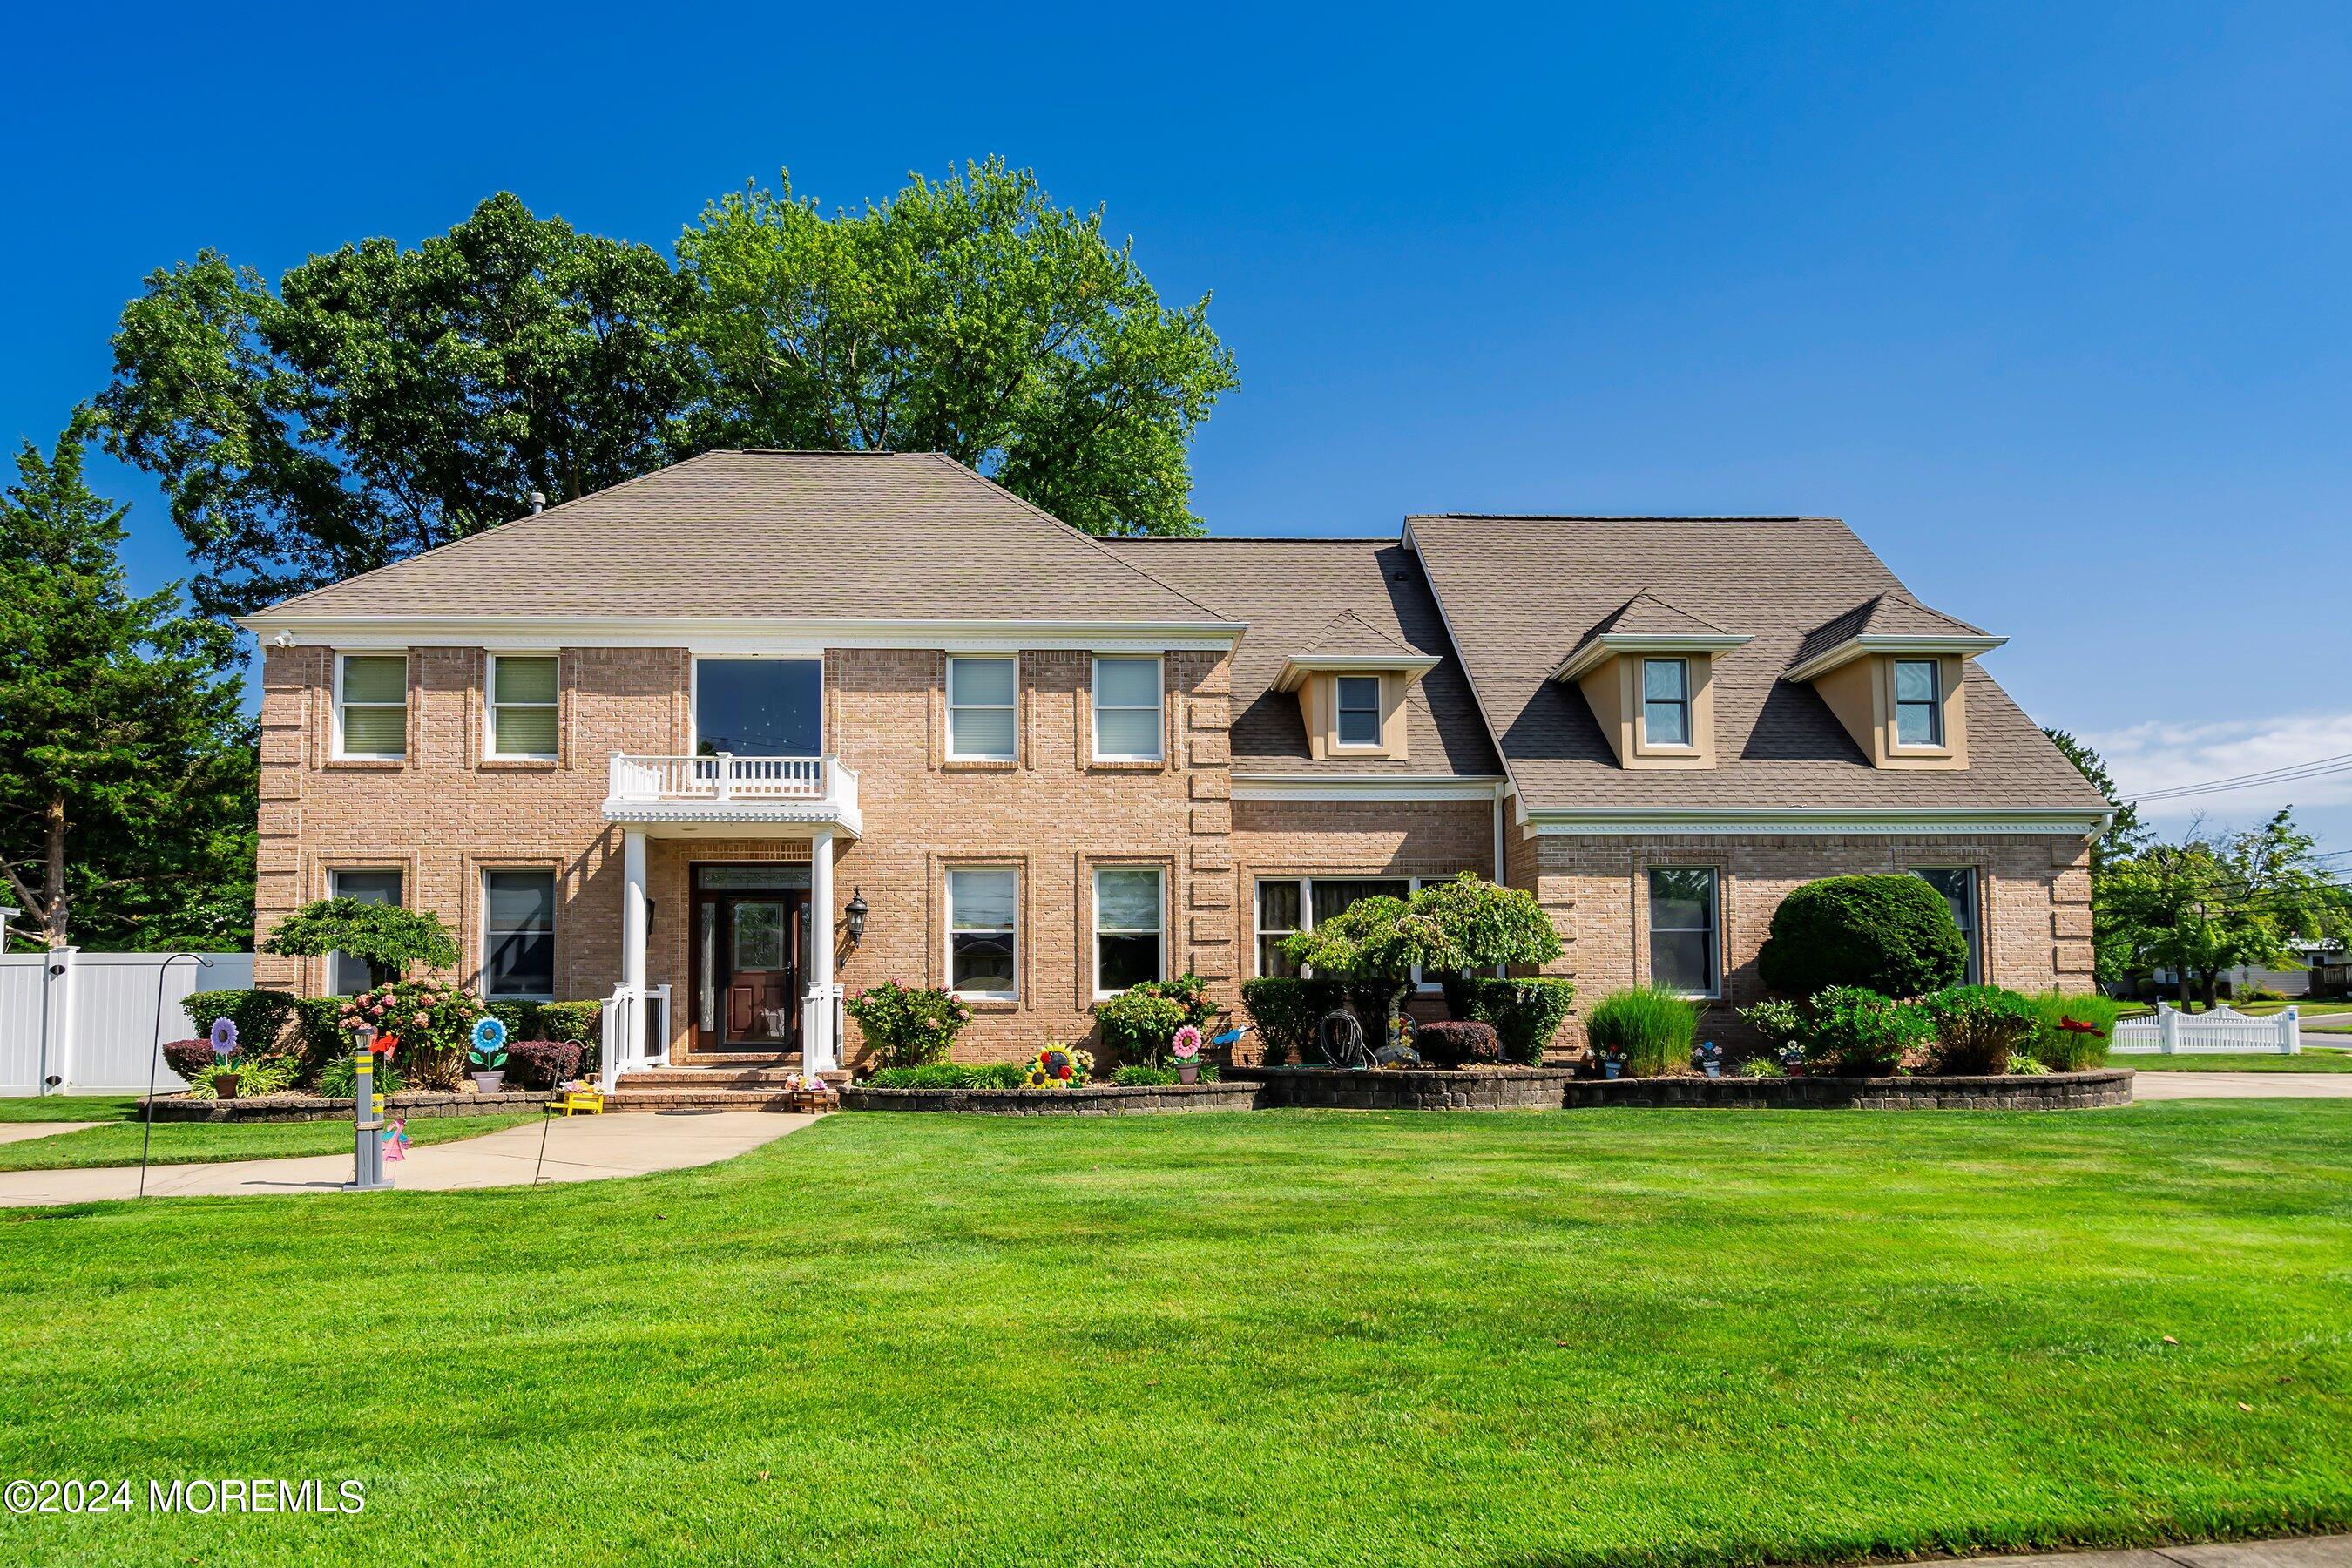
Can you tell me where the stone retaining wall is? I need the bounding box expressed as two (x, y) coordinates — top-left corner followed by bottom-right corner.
(1232, 1066), (2132, 1112)
(138, 1090), (558, 1123)
(841, 1081), (1262, 1116)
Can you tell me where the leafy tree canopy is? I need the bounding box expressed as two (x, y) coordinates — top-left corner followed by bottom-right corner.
(1409, 873), (1564, 973)
(2100, 808), (2352, 1006)
(0, 424), (254, 950)
(96, 166), (1239, 618)
(260, 896), (458, 974)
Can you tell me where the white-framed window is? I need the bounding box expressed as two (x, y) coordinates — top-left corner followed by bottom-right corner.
(1092, 655), (1164, 761)
(1641, 658), (1691, 747)
(486, 654), (559, 759)
(946, 866), (1018, 1000)
(946, 656), (1017, 761)
(1094, 866), (1165, 997)
(1894, 659), (1943, 747)
(335, 653), (409, 760)
(483, 868), (557, 1000)
(1647, 868), (1719, 997)
(328, 868), (403, 996)
(1335, 675), (1383, 747)
(1914, 867), (1981, 983)
(1254, 876), (1423, 985)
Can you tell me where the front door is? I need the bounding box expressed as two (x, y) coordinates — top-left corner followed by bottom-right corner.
(694, 872), (810, 1051)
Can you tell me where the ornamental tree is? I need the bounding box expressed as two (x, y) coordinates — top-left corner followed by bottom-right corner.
(260, 897), (458, 988)
(1277, 895), (1446, 1040)
(1407, 873), (1565, 1016)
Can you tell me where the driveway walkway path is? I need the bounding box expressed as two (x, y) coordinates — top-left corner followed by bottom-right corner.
(0, 1109), (817, 1209)
(0, 1122), (99, 1146)
(1952, 1533), (2350, 1565)
(2131, 1071), (2352, 1100)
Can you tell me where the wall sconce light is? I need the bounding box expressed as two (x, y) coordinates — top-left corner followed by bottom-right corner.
(845, 887), (868, 946)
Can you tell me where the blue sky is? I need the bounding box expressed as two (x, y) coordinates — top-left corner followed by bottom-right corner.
(8, 3), (2351, 841)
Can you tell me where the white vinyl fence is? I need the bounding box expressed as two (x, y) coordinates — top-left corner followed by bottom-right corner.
(0, 949), (253, 1096)
(2110, 1002), (2301, 1056)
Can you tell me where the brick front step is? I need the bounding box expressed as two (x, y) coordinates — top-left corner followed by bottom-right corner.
(671, 1051), (801, 1070)
(619, 1066), (839, 1089)
(603, 1088), (835, 1113)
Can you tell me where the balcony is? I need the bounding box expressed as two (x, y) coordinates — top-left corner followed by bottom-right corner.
(602, 753), (862, 838)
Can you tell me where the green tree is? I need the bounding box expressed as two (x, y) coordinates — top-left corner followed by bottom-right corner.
(1406, 873), (1565, 1015)
(260, 897), (459, 988)
(2101, 809), (2349, 1006)
(93, 193), (703, 618)
(0, 424), (256, 950)
(679, 160), (1237, 537)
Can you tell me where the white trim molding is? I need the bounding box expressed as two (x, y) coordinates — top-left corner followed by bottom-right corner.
(1272, 652), (1442, 693)
(1784, 632), (2007, 684)
(1551, 632), (1750, 684)
(1232, 774), (1509, 803)
(236, 613), (1246, 654)
(1521, 805), (2113, 836)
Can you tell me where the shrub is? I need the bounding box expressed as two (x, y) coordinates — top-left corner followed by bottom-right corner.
(534, 999), (605, 1075)
(2027, 992), (2124, 1071)
(1240, 976), (1343, 1065)
(335, 979), (486, 1090)
(488, 1001), (543, 1042)
(161, 1038), (220, 1082)
(1921, 984), (2040, 1075)
(1757, 875), (1968, 999)
(289, 997), (348, 1084)
(969, 1062), (1029, 1089)
(1737, 1055), (1783, 1078)
(1112, 1063), (1177, 1086)
(1414, 1019), (1500, 1068)
(843, 981), (971, 1069)
(1801, 986), (1933, 1077)
(2009, 1052), (2051, 1076)
(180, 990), (300, 1061)
(505, 1038), (583, 1088)
(182, 1055), (298, 1100)
(1737, 997), (1802, 1051)
(1585, 988), (1698, 1078)
(1458, 977), (1577, 1064)
(867, 1064), (979, 1089)
(1092, 974), (1215, 1064)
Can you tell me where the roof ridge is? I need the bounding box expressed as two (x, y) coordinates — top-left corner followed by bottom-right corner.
(917, 453), (1234, 625)
(1407, 512), (1842, 524)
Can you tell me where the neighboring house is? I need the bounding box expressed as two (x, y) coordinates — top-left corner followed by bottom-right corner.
(2145, 941), (2350, 1000)
(239, 451), (2110, 1071)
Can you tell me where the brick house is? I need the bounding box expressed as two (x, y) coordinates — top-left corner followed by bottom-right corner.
(239, 451), (2109, 1081)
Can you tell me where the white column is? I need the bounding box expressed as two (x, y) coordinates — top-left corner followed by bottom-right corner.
(619, 828), (650, 1086)
(804, 827), (837, 1073)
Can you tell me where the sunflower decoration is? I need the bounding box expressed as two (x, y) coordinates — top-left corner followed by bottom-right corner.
(1026, 1042), (1095, 1089)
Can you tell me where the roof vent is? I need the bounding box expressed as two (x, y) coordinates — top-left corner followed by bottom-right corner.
(528, 490), (546, 515)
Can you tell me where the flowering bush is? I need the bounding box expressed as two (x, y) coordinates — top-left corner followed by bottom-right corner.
(339, 979), (487, 1090)
(1025, 1043), (1095, 1088)
(843, 981), (972, 1069)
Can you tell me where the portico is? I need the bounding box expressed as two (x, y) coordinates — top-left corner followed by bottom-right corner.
(602, 753), (862, 1086)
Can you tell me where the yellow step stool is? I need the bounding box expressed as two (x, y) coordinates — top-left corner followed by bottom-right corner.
(549, 1083), (605, 1116)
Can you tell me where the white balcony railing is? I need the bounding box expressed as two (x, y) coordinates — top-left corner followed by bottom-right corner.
(603, 753), (861, 834)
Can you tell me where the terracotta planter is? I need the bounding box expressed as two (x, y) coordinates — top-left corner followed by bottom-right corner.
(1177, 1062), (1200, 1084)
(212, 1071), (240, 1100)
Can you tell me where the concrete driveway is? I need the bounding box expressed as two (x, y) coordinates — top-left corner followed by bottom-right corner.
(0, 1109), (818, 1209)
(2130, 1072), (2352, 1100)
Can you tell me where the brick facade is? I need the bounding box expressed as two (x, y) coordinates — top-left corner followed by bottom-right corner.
(256, 641), (2096, 1069)
(1504, 829), (2096, 1051)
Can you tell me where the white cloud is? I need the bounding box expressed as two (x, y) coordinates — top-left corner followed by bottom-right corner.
(2085, 711), (2352, 829)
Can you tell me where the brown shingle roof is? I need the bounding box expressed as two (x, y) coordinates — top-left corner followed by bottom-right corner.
(1404, 514), (2107, 813)
(1788, 591), (1990, 670)
(247, 451), (1231, 625)
(1294, 609), (1423, 660)
(1105, 538), (1502, 778)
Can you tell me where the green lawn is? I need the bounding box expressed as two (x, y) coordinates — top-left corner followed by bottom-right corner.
(2124, 1049), (2352, 1073)
(2, 1105), (2349, 1566)
(2118, 1000), (2352, 1018)
(0, 1112), (535, 1171)
(0, 1094), (141, 1123)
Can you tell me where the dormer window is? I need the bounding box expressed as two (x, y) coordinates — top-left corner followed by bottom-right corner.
(1787, 593), (2001, 770)
(1894, 659), (1942, 747)
(1640, 659), (1691, 747)
(1335, 676), (1382, 747)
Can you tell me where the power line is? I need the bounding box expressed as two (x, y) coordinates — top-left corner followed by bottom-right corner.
(2126, 750), (2352, 803)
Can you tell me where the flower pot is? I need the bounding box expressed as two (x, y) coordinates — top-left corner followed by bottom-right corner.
(212, 1071), (240, 1100)
(1702, 1062), (1720, 1078)
(1603, 1061), (1621, 1080)
(1177, 1062), (1200, 1085)
(471, 1071), (506, 1095)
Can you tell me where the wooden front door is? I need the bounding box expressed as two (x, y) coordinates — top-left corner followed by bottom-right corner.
(694, 888), (807, 1051)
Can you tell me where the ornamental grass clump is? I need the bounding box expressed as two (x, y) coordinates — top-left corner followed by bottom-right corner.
(1584, 988), (1698, 1078)
(2027, 991), (2124, 1071)
(1920, 984), (2040, 1076)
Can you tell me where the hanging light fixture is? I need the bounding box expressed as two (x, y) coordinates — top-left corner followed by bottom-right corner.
(845, 887), (868, 945)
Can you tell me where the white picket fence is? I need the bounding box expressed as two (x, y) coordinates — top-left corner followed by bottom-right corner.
(0, 949), (254, 1095)
(2110, 1002), (2300, 1056)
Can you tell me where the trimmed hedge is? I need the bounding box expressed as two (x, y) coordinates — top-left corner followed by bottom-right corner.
(162, 1038), (220, 1082)
(1239, 977), (1344, 1066)
(1757, 875), (1968, 999)
(180, 990), (300, 1061)
(1457, 977), (1578, 1065)
(505, 1038), (583, 1088)
(865, 1063), (1031, 1089)
(1414, 1019), (1499, 1069)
